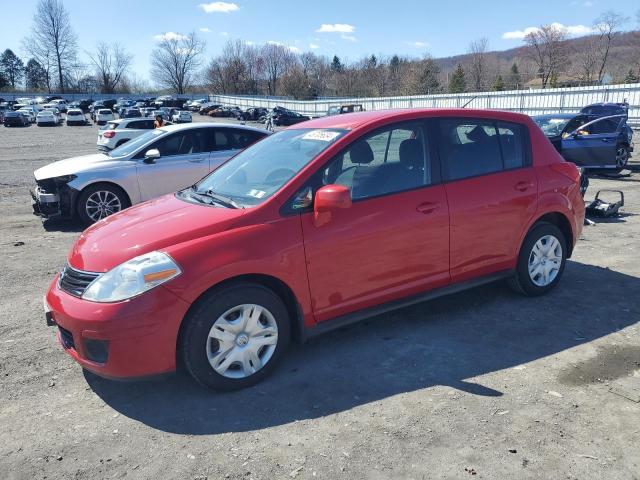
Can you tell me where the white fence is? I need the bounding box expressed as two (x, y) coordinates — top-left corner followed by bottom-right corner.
(211, 83), (640, 124)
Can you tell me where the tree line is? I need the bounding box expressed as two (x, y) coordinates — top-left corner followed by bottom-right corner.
(1, 1), (639, 98)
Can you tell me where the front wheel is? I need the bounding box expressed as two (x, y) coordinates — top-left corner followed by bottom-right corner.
(508, 222), (567, 296)
(181, 283), (290, 390)
(77, 184), (128, 225)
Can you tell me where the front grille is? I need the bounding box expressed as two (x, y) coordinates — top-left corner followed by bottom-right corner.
(58, 326), (75, 350)
(59, 264), (100, 297)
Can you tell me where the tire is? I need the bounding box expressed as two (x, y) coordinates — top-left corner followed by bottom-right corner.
(76, 183), (129, 226)
(181, 282), (290, 391)
(508, 222), (567, 296)
(615, 144), (630, 171)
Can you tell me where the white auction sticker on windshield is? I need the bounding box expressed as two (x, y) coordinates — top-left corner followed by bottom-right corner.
(302, 130), (340, 142)
(248, 189), (267, 198)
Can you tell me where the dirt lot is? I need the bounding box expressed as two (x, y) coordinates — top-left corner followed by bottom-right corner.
(0, 116), (639, 480)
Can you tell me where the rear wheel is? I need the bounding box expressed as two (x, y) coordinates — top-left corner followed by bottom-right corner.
(508, 222), (567, 296)
(77, 184), (128, 225)
(181, 283), (290, 390)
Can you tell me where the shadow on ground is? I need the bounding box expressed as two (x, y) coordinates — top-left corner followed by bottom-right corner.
(85, 261), (639, 435)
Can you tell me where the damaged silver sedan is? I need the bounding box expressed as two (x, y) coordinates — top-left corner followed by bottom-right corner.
(32, 123), (269, 225)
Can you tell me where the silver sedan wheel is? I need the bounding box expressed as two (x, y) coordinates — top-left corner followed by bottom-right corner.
(206, 304), (278, 379)
(528, 235), (563, 287)
(85, 190), (122, 222)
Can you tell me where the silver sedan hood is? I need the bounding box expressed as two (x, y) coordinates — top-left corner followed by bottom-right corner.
(34, 153), (116, 181)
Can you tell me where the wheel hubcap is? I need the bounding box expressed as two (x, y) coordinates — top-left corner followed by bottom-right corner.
(206, 304), (278, 379)
(528, 235), (562, 287)
(86, 191), (122, 221)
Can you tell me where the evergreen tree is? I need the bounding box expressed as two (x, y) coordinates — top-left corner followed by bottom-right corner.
(507, 62), (521, 89)
(449, 64), (466, 93)
(624, 69), (639, 84)
(24, 59), (48, 91)
(330, 55), (343, 73)
(415, 58), (440, 94)
(0, 49), (24, 88)
(492, 75), (505, 91)
(0, 71), (7, 90)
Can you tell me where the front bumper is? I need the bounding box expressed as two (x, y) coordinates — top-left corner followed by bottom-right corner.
(31, 183), (78, 219)
(45, 275), (192, 378)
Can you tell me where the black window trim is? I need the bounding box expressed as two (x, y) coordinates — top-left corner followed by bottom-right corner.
(280, 118), (441, 216)
(434, 116), (532, 184)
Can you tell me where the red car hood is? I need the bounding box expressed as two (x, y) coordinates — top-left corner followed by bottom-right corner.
(68, 194), (246, 272)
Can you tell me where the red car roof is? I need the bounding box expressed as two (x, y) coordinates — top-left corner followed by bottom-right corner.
(294, 108), (534, 131)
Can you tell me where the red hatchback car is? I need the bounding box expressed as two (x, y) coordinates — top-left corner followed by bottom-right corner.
(45, 109), (585, 390)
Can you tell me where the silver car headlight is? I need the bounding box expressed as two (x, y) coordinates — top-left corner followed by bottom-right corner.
(82, 251), (181, 303)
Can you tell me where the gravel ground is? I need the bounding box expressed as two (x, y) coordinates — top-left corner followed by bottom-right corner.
(0, 115), (639, 480)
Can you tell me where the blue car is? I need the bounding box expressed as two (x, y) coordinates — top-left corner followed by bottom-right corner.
(533, 112), (633, 170)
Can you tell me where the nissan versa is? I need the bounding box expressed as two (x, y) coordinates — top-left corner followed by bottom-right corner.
(45, 109), (585, 390)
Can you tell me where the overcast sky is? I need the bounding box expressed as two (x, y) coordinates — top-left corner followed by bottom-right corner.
(1, 0), (638, 85)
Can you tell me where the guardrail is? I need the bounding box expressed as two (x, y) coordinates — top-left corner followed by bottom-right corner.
(210, 83), (640, 123)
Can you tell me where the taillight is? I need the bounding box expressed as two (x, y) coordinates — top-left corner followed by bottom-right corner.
(103, 131), (115, 138)
(550, 162), (580, 183)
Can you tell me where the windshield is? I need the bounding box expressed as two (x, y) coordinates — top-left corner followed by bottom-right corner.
(533, 116), (573, 137)
(108, 129), (165, 157)
(191, 128), (347, 207)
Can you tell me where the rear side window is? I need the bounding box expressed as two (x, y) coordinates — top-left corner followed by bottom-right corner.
(497, 122), (525, 170)
(214, 130), (231, 150)
(438, 118), (527, 181)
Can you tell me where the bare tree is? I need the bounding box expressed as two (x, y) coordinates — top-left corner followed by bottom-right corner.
(524, 25), (568, 88)
(24, 0), (77, 92)
(576, 36), (600, 83)
(88, 42), (132, 93)
(151, 32), (205, 94)
(593, 11), (628, 82)
(467, 37), (489, 91)
(261, 43), (294, 95)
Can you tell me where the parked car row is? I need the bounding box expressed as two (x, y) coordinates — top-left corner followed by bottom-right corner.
(39, 108), (586, 391)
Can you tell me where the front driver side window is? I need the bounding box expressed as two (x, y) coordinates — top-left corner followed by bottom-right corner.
(149, 132), (198, 157)
(321, 122), (430, 201)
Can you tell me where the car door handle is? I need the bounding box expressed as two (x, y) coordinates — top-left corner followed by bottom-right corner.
(601, 138), (612, 143)
(515, 181), (534, 192)
(416, 202), (438, 214)
(188, 158), (204, 163)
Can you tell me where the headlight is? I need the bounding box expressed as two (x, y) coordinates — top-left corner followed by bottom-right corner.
(82, 251), (181, 303)
(54, 174), (77, 184)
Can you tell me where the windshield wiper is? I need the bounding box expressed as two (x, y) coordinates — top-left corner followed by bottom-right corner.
(193, 188), (242, 209)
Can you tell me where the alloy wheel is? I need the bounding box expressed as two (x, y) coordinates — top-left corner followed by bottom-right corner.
(528, 235), (563, 287)
(615, 145), (629, 169)
(85, 190), (122, 222)
(206, 304), (278, 379)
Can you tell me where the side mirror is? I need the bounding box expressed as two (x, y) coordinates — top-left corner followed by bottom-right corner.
(314, 184), (352, 227)
(143, 148), (160, 164)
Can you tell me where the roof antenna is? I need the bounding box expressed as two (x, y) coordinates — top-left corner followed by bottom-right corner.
(462, 96), (477, 108)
